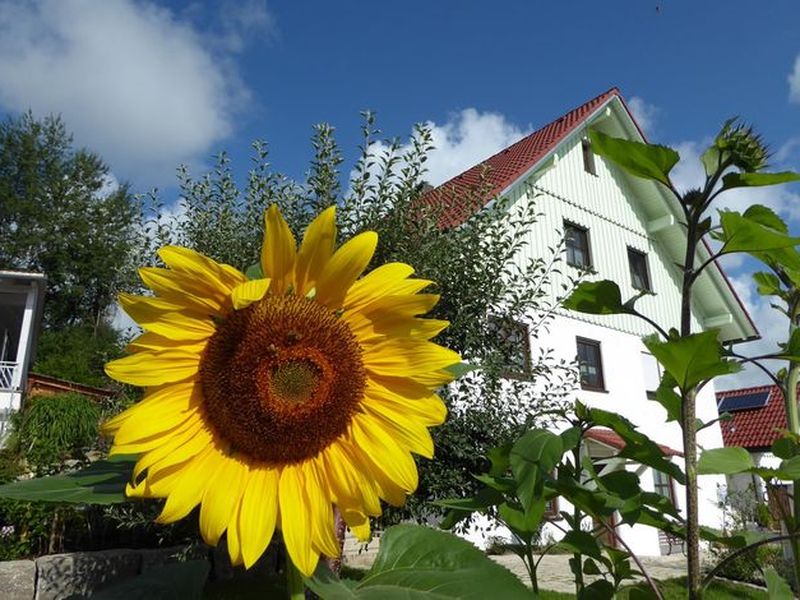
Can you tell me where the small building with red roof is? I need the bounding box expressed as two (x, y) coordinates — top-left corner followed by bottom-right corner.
(424, 87), (758, 556)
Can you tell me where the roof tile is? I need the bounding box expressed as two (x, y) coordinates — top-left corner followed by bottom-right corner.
(717, 385), (786, 450)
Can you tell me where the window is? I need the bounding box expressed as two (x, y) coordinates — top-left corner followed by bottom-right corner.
(490, 317), (531, 379)
(576, 337), (605, 391)
(653, 470), (676, 504)
(564, 222), (592, 269)
(628, 248), (651, 291)
(582, 138), (597, 175)
(641, 352), (662, 400)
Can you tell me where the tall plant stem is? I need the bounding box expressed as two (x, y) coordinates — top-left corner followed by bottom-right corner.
(681, 217), (701, 599)
(572, 446), (585, 597)
(286, 557), (305, 600)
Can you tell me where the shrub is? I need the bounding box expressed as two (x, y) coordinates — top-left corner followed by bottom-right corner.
(9, 393), (100, 470)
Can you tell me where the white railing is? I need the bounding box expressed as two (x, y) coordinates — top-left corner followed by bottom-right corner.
(0, 361), (19, 391)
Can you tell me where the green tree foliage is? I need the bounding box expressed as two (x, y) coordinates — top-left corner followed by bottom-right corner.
(33, 323), (125, 388)
(0, 112), (138, 329)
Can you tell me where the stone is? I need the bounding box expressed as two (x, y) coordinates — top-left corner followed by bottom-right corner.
(35, 549), (141, 600)
(0, 560), (35, 600)
(139, 545), (207, 572)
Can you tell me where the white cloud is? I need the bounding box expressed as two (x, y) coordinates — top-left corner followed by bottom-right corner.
(0, 0), (272, 184)
(789, 55), (800, 104)
(627, 96), (659, 136)
(356, 108), (530, 190)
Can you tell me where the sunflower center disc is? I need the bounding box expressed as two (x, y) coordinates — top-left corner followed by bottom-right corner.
(199, 295), (366, 465)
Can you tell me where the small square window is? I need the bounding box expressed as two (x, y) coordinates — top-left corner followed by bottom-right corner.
(628, 248), (651, 291)
(582, 138), (597, 175)
(576, 337), (605, 391)
(653, 470), (676, 504)
(490, 318), (531, 379)
(564, 222), (592, 269)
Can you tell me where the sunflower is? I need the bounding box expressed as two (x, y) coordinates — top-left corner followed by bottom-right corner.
(103, 205), (459, 576)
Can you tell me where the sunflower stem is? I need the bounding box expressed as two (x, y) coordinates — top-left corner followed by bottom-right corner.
(286, 557), (305, 600)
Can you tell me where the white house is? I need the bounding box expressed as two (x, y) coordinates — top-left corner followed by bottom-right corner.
(0, 270), (46, 437)
(424, 88), (758, 556)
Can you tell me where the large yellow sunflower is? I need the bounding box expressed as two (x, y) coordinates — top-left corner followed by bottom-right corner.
(103, 205), (459, 576)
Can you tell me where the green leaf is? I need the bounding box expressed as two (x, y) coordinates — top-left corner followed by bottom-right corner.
(245, 262), (263, 279)
(510, 429), (563, 511)
(718, 210), (800, 255)
(445, 362), (477, 379)
(652, 371), (681, 422)
(697, 447), (755, 475)
(560, 530), (602, 559)
(777, 456), (800, 479)
(306, 525), (532, 599)
(563, 280), (629, 315)
(588, 129), (679, 186)
(764, 567), (794, 600)
(578, 579), (615, 600)
(753, 271), (783, 297)
(434, 487), (504, 513)
(583, 558), (602, 575)
(92, 560), (209, 600)
(499, 500), (544, 538)
(487, 443), (512, 477)
(588, 408), (685, 484)
(560, 426), (583, 450)
(722, 171), (800, 191)
(598, 471), (641, 499)
(0, 455), (135, 504)
(772, 436), (797, 460)
(744, 204), (789, 233)
(644, 331), (740, 392)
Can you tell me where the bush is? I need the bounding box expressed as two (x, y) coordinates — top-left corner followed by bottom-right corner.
(8, 393), (100, 471)
(712, 542), (786, 585)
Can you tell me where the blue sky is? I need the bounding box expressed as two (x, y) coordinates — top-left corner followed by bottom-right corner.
(0, 0), (799, 388)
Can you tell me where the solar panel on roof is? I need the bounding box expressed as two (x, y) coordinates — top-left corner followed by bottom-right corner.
(717, 391), (770, 413)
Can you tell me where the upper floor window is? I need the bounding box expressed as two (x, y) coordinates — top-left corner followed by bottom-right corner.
(564, 222), (592, 269)
(490, 317), (531, 380)
(582, 138), (597, 175)
(628, 248), (651, 291)
(576, 337), (605, 391)
(653, 469), (676, 504)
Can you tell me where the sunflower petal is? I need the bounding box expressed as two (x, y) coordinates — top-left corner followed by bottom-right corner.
(305, 461), (339, 558)
(105, 350), (200, 386)
(118, 294), (215, 341)
(343, 262), (415, 311)
(352, 415), (419, 493)
(261, 205), (297, 294)
(240, 467), (279, 568)
(363, 339), (460, 377)
(231, 278), (271, 310)
(199, 453), (248, 546)
(295, 206), (336, 295)
(158, 246), (247, 292)
(279, 465), (319, 577)
(138, 267), (228, 313)
(315, 231), (378, 309)
(157, 447), (217, 523)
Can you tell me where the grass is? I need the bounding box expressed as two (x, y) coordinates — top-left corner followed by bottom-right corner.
(537, 577), (768, 599)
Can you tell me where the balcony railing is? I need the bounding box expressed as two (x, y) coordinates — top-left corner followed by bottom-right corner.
(0, 361), (19, 391)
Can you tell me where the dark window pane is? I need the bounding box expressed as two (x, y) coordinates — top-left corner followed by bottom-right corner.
(582, 139), (597, 175)
(577, 338), (604, 390)
(565, 222), (591, 268)
(653, 470), (674, 502)
(628, 248), (651, 291)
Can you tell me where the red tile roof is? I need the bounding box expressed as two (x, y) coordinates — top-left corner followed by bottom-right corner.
(717, 384), (786, 450)
(584, 427), (682, 457)
(422, 87), (623, 227)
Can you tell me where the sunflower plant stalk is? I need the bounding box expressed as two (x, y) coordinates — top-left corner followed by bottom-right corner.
(102, 205), (460, 591)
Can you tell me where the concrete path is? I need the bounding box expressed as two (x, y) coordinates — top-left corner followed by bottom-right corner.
(491, 553), (688, 594)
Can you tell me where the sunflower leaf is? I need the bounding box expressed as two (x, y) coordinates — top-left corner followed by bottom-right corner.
(92, 560), (210, 600)
(306, 524), (531, 599)
(0, 455), (135, 504)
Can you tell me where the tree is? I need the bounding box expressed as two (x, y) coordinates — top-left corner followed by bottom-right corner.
(0, 112), (138, 329)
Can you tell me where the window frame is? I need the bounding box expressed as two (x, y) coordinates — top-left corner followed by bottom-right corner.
(576, 336), (606, 392)
(652, 469), (677, 505)
(564, 220), (593, 269)
(489, 317), (532, 381)
(581, 138), (597, 176)
(627, 247), (652, 292)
